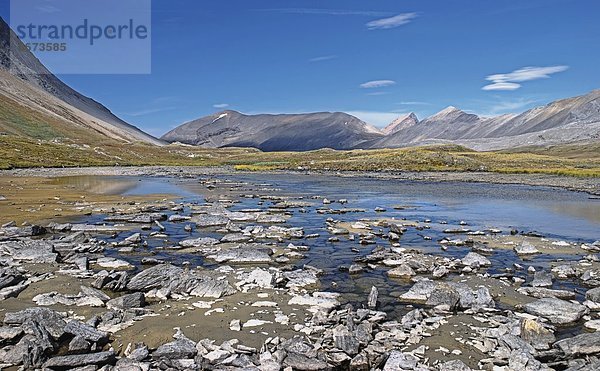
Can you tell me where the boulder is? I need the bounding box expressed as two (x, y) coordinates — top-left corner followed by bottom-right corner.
(461, 252), (491, 267)
(42, 351), (116, 369)
(523, 298), (588, 324)
(107, 292), (146, 310)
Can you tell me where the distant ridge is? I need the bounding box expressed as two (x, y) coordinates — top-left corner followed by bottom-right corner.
(161, 110), (384, 151)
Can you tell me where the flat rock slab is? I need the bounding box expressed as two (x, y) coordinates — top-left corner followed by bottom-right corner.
(523, 298), (588, 324)
(42, 351), (116, 369)
(555, 332), (600, 356)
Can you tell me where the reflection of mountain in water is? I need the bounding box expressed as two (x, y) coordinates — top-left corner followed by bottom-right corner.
(546, 201), (600, 224)
(51, 176), (138, 195)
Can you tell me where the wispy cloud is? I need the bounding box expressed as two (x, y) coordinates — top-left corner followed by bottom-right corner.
(360, 80), (396, 89)
(366, 91), (389, 96)
(366, 13), (418, 30)
(309, 55), (338, 63)
(259, 8), (392, 17)
(483, 65), (568, 91)
(469, 96), (543, 116)
(213, 103), (230, 109)
(123, 107), (176, 117)
(398, 101), (430, 106)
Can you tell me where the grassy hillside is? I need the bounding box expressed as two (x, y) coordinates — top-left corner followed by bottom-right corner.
(1, 135), (598, 177)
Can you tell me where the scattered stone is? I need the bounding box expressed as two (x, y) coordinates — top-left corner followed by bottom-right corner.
(523, 298), (588, 324)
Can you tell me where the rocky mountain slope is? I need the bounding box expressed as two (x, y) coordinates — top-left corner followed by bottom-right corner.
(0, 17), (162, 145)
(372, 90), (600, 151)
(162, 110), (384, 151)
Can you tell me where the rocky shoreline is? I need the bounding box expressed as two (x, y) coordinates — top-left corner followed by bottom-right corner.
(0, 171), (599, 370)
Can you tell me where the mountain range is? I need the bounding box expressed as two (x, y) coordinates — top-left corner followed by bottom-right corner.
(163, 90), (600, 151)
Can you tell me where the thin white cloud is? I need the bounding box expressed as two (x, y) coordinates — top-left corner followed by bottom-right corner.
(213, 103), (230, 109)
(360, 80), (396, 89)
(366, 13), (418, 30)
(399, 101), (430, 105)
(366, 91), (389, 96)
(483, 65), (568, 91)
(309, 55), (337, 63)
(123, 107), (176, 117)
(260, 8), (391, 17)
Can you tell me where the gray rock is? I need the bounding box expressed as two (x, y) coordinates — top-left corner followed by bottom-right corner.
(152, 337), (197, 359)
(439, 360), (472, 371)
(426, 283), (460, 309)
(367, 286), (378, 309)
(520, 319), (555, 351)
(68, 336), (91, 354)
(461, 252), (491, 267)
(532, 271), (553, 287)
(282, 353), (329, 371)
(1, 335), (47, 367)
(208, 248), (272, 264)
(523, 298), (588, 324)
(383, 351), (418, 370)
(65, 321), (109, 343)
(387, 264), (415, 279)
(432, 265), (449, 279)
(515, 242), (540, 255)
(0, 239), (57, 263)
(586, 287), (600, 303)
(127, 264), (183, 291)
(349, 352), (369, 371)
(333, 325), (360, 356)
(107, 292), (145, 310)
(4, 308), (66, 340)
(179, 237), (220, 248)
(517, 287), (575, 299)
(42, 351), (116, 369)
(555, 332), (600, 356)
(193, 214), (229, 227)
(0, 326), (23, 342)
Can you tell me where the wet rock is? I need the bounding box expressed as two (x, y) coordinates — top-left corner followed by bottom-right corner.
(208, 247), (272, 264)
(283, 270), (319, 288)
(555, 332), (600, 356)
(517, 287), (575, 299)
(461, 252), (491, 267)
(179, 237), (220, 248)
(367, 286), (378, 309)
(193, 214), (229, 227)
(96, 257), (133, 270)
(387, 264), (415, 279)
(42, 351), (116, 369)
(515, 242), (540, 255)
(532, 271), (553, 287)
(107, 292), (146, 310)
(523, 298), (588, 324)
(349, 264), (364, 275)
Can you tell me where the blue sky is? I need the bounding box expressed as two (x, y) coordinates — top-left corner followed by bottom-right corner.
(2, 0), (600, 136)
